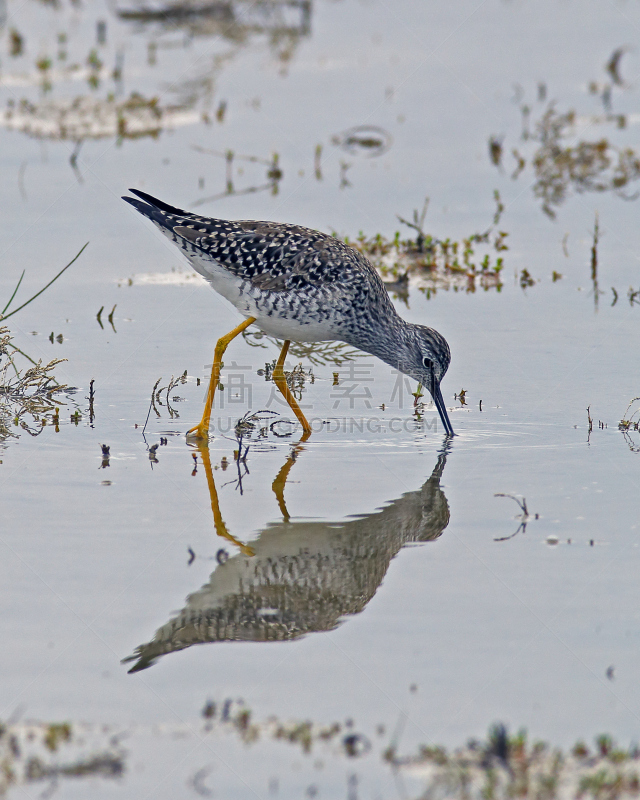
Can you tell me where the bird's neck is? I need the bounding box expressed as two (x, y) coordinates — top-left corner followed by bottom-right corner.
(345, 314), (414, 374)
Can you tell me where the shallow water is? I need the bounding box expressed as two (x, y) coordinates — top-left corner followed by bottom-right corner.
(2, 0), (640, 795)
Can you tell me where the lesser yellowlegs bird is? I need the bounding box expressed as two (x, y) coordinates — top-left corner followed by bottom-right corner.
(123, 189), (454, 438)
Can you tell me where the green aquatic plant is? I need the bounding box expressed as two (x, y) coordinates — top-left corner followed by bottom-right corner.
(388, 726), (640, 800)
(9, 29), (24, 58)
(43, 723), (72, 753)
(1, 242), (88, 322)
(619, 397), (640, 453)
(342, 192), (507, 296)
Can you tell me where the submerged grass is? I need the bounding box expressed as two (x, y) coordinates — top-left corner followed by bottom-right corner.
(619, 397), (640, 452)
(0, 326), (70, 446)
(0, 718), (123, 797)
(0, 245), (86, 450)
(390, 726), (640, 800)
(493, 92), (640, 218)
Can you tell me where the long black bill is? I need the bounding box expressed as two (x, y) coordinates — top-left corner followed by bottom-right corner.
(431, 381), (454, 437)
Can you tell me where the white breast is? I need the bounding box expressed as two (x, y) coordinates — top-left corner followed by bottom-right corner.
(186, 251), (339, 344)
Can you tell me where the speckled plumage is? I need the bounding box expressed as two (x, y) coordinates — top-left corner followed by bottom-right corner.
(123, 189), (454, 435)
(123, 189), (398, 346)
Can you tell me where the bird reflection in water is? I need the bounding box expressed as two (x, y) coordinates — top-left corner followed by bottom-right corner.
(123, 441), (450, 672)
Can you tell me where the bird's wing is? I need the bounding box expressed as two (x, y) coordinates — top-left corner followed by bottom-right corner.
(123, 189), (376, 294)
(174, 218), (374, 294)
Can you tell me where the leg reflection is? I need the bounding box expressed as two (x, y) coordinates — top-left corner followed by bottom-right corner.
(196, 431), (309, 546)
(196, 443), (255, 557)
(271, 433), (310, 521)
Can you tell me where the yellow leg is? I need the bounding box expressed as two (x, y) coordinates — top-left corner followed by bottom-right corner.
(196, 444), (255, 557)
(271, 434), (309, 521)
(187, 316), (256, 440)
(272, 340), (312, 436)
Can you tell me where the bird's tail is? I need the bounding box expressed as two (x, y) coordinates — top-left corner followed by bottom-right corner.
(121, 188), (193, 237)
(122, 188), (189, 216)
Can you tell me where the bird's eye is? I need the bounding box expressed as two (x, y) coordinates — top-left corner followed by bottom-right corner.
(422, 357), (433, 369)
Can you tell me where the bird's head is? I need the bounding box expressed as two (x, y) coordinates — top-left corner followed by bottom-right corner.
(400, 325), (453, 436)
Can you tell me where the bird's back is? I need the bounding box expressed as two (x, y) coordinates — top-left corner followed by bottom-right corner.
(123, 190), (386, 300)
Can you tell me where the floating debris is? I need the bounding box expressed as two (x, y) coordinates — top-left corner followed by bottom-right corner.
(343, 733), (371, 758)
(116, 0), (311, 48)
(331, 125), (392, 158)
(494, 493), (536, 541)
(606, 46), (630, 87)
(519, 268), (535, 289)
(120, 269), (207, 286)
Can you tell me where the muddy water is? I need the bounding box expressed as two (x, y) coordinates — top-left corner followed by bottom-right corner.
(1, 0), (640, 795)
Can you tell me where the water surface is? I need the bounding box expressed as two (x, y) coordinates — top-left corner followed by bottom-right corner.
(1, 0), (640, 795)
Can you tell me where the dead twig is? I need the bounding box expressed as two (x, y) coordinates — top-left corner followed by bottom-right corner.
(494, 493), (534, 541)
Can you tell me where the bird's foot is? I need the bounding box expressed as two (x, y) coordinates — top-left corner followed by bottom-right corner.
(186, 422), (210, 441)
